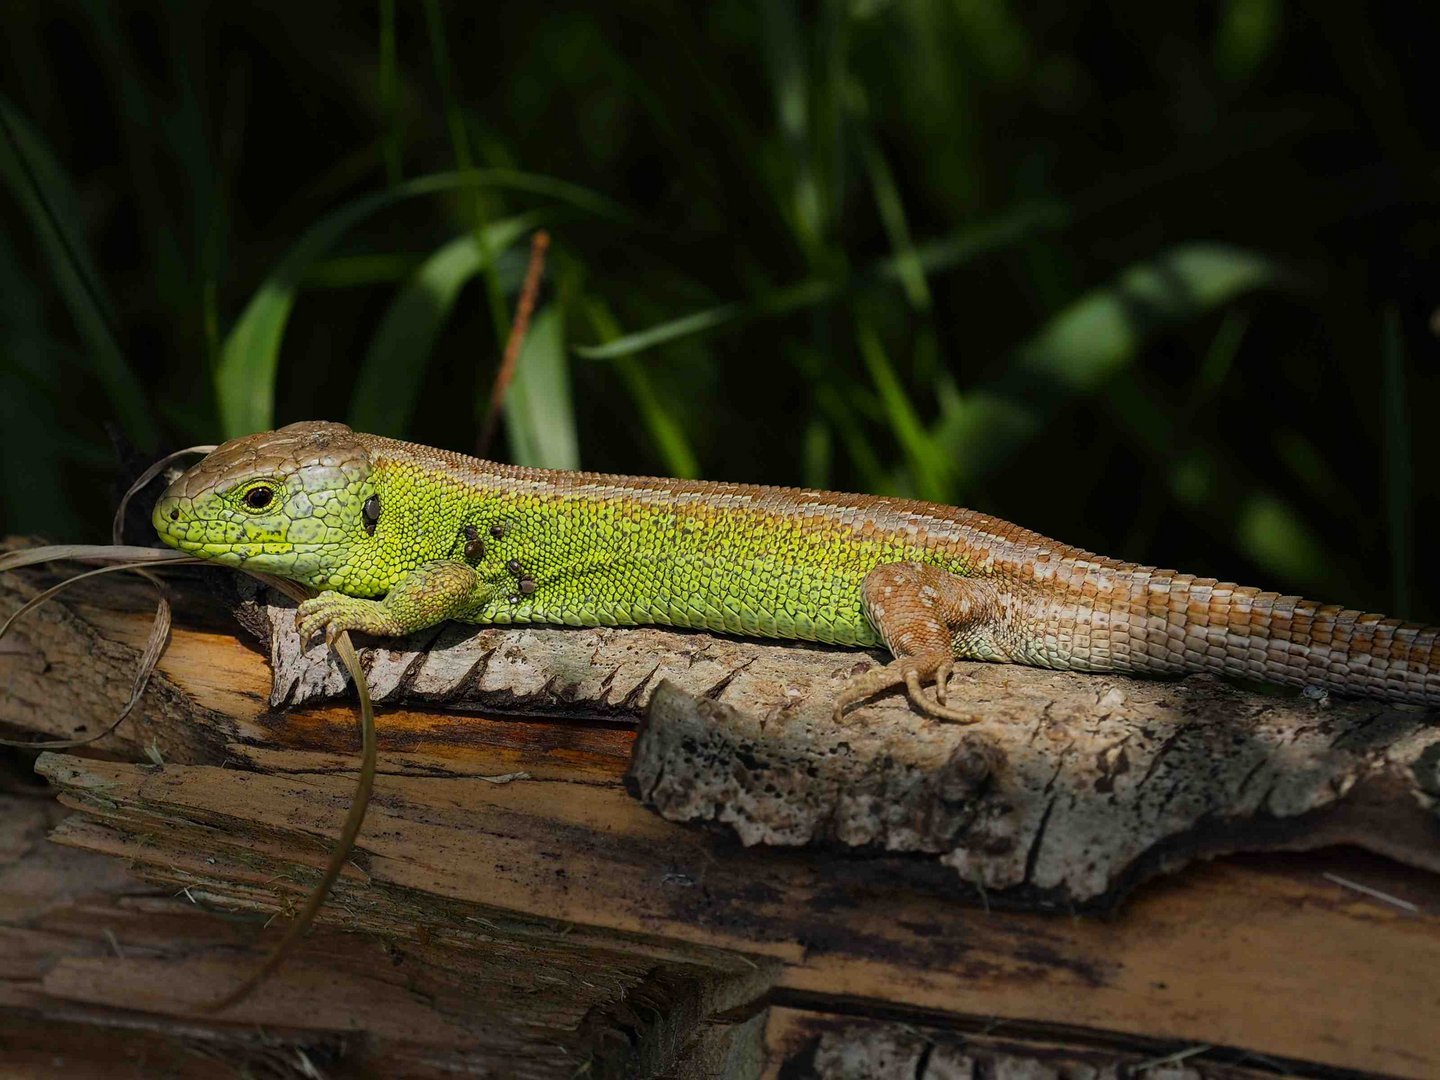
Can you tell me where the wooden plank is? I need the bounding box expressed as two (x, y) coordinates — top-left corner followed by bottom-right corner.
(0, 780), (770, 1077)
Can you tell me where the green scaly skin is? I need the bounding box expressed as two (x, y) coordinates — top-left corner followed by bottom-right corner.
(153, 424), (935, 647)
(153, 421), (1440, 716)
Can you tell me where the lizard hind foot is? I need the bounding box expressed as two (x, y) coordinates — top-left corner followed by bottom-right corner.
(902, 665), (977, 724)
(832, 653), (977, 725)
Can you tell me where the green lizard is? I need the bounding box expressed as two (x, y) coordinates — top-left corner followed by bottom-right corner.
(153, 420), (1440, 717)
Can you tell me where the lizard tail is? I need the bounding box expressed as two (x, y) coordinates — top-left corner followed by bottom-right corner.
(1106, 575), (1440, 706)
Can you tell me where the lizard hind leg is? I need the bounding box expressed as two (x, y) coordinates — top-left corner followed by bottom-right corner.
(833, 563), (999, 724)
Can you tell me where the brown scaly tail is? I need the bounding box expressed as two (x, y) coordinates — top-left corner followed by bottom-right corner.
(1096, 573), (1440, 706)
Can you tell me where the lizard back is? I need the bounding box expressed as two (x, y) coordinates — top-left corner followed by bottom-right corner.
(359, 432), (1093, 647)
(360, 434), (1440, 704)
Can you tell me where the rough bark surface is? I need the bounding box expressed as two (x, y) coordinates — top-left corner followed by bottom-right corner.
(4, 550), (1440, 1078)
(630, 679), (1440, 909)
(239, 579), (1440, 909)
(764, 1009), (1289, 1080)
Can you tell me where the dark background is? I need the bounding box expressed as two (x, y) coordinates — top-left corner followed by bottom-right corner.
(1, 1), (1436, 621)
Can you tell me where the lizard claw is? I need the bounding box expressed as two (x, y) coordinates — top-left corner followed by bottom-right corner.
(831, 657), (909, 724)
(933, 660), (955, 705)
(902, 667), (977, 724)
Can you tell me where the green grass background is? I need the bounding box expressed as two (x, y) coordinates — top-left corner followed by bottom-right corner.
(0, 1), (1435, 620)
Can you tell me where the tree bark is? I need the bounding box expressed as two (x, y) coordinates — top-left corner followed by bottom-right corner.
(239, 575), (1440, 909)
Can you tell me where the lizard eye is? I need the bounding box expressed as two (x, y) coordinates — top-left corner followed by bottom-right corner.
(241, 484), (276, 511)
(363, 494), (381, 535)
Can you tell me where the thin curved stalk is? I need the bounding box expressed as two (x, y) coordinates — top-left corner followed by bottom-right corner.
(0, 554), (200, 750)
(111, 444), (216, 544)
(202, 628), (376, 1012)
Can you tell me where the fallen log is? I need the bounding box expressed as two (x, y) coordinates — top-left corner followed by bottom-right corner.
(237, 575), (1440, 909)
(2, 547), (1439, 1077)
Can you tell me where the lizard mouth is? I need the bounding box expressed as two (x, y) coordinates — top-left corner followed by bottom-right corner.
(150, 494), (229, 556)
(151, 496), (263, 561)
(151, 495), (351, 575)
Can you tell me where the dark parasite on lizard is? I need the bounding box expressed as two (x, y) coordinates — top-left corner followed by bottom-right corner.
(153, 420), (1440, 714)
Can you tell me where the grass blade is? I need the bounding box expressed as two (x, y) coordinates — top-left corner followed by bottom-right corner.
(302, 253), (428, 288)
(502, 305), (579, 470)
(856, 321), (949, 501)
(216, 169), (631, 437)
(422, 0), (510, 350)
(1121, 311), (1250, 555)
(574, 280), (839, 361)
(580, 298), (700, 478)
(758, 0), (823, 255)
(860, 130), (930, 311)
(934, 243), (1289, 489)
(1104, 378), (1349, 596)
(348, 215), (544, 437)
(1015, 244), (1285, 388)
(1234, 491), (1333, 592)
(0, 95), (155, 445)
(896, 202), (1070, 282)
(573, 202), (1067, 361)
(809, 373), (891, 495)
(1215, 0), (1284, 83)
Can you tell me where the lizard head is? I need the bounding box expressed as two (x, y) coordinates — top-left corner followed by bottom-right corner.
(152, 421), (380, 590)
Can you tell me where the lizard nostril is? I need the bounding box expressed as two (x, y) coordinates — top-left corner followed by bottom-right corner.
(169, 508), (180, 521)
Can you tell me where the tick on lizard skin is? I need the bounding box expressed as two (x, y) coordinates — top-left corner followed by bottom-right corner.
(461, 525), (485, 562)
(150, 421), (1440, 721)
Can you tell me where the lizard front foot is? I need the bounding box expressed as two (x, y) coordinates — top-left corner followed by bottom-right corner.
(294, 560), (484, 647)
(295, 593), (405, 646)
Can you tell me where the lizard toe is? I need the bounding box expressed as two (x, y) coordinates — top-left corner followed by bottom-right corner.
(295, 594), (379, 647)
(831, 662), (905, 724)
(831, 677), (877, 724)
(297, 609), (340, 647)
(933, 659), (955, 705)
(902, 668), (978, 724)
(295, 593), (347, 627)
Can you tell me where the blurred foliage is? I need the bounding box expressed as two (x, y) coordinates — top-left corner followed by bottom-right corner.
(0, 0), (1435, 618)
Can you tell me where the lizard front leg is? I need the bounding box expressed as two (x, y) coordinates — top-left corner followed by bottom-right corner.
(296, 560), (489, 645)
(834, 563), (1003, 724)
